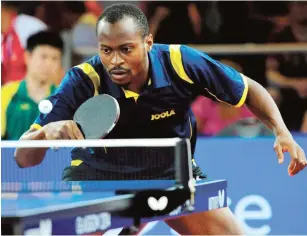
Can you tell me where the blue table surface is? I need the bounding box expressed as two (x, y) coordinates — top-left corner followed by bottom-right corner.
(2, 180), (224, 217)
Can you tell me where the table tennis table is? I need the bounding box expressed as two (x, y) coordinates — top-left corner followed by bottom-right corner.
(2, 179), (227, 235)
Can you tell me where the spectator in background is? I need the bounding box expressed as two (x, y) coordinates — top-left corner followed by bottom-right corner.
(85, 1), (103, 17)
(191, 96), (256, 136)
(17, 2), (86, 33)
(147, 1), (202, 44)
(1, 1), (85, 86)
(71, 2), (100, 63)
(1, 1), (47, 85)
(1, 31), (63, 140)
(196, 1), (273, 87)
(1, 1), (21, 34)
(47, 2), (86, 32)
(247, 1), (289, 34)
(266, 1), (307, 132)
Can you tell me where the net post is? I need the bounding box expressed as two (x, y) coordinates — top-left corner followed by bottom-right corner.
(174, 138), (195, 211)
(174, 139), (193, 188)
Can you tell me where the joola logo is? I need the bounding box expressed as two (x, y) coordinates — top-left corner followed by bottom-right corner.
(151, 110), (175, 120)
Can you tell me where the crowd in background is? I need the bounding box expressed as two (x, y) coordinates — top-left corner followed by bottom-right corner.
(2, 1), (307, 140)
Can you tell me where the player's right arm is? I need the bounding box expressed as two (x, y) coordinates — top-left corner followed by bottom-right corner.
(15, 121), (84, 168)
(15, 66), (96, 168)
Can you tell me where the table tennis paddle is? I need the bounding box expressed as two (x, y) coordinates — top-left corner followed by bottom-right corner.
(73, 94), (120, 139)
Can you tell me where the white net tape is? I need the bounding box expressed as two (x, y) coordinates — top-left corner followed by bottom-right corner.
(1, 138), (183, 148)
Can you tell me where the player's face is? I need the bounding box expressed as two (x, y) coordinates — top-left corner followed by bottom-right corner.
(97, 17), (153, 86)
(26, 45), (62, 84)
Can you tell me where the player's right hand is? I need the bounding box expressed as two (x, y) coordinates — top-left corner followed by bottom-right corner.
(42, 120), (84, 140)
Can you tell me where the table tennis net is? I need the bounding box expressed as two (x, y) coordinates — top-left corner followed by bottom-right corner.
(1, 138), (193, 185)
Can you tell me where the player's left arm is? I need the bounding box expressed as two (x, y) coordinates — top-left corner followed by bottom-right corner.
(244, 73), (306, 176)
(175, 45), (306, 176)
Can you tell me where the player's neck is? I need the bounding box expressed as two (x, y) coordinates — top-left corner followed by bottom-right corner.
(127, 76), (148, 94)
(26, 75), (51, 103)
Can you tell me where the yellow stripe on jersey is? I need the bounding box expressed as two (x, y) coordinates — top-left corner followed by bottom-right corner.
(121, 78), (152, 102)
(121, 88), (140, 102)
(169, 45), (194, 84)
(75, 63), (100, 96)
(71, 159), (83, 166)
(1, 82), (21, 137)
(234, 73), (249, 108)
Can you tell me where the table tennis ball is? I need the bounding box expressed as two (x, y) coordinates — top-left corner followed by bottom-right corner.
(38, 99), (53, 114)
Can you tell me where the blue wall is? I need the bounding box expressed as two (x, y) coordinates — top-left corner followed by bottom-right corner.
(194, 136), (307, 235)
(2, 135), (307, 235)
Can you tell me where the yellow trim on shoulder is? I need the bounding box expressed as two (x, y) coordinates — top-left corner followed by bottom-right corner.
(169, 45), (194, 84)
(234, 73), (249, 108)
(75, 63), (100, 96)
(71, 159), (83, 166)
(1, 81), (21, 137)
(30, 124), (42, 130)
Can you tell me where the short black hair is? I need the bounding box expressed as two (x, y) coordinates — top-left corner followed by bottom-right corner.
(96, 3), (149, 38)
(26, 31), (64, 53)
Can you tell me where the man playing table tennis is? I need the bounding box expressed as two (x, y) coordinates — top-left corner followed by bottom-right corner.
(15, 3), (306, 235)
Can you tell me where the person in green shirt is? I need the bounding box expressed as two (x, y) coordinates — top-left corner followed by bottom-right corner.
(1, 31), (63, 140)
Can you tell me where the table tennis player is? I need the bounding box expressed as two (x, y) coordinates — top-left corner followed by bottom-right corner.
(15, 3), (306, 235)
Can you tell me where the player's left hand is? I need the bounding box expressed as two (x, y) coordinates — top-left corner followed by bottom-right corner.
(274, 132), (307, 176)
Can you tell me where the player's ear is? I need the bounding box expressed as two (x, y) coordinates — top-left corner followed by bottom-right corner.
(145, 34), (153, 52)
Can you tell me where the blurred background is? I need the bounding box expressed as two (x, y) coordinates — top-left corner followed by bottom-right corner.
(1, 1), (307, 235)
